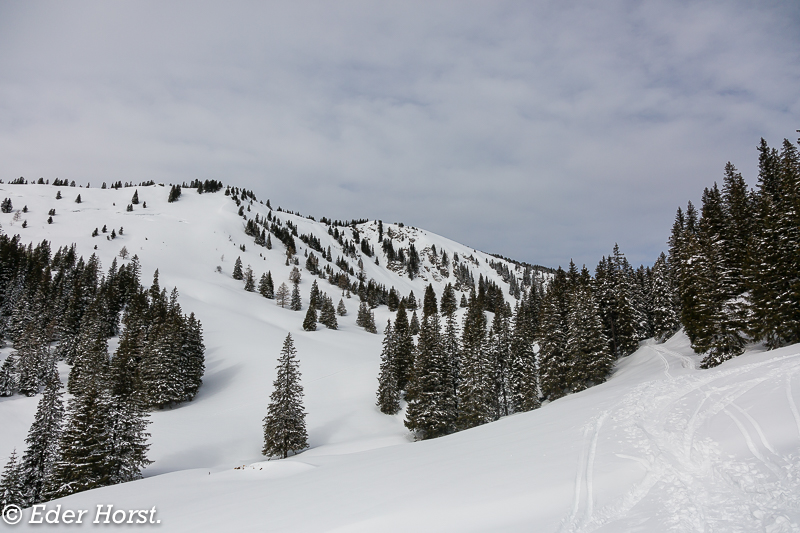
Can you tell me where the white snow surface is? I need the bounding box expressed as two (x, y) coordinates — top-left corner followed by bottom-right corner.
(1, 184), (799, 532)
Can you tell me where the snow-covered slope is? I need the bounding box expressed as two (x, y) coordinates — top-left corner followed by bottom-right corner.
(2, 184), (799, 532)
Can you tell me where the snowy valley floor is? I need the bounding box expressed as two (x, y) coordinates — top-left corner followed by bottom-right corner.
(10, 333), (800, 532)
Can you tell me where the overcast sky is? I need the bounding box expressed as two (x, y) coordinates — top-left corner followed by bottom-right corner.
(1, 1), (798, 269)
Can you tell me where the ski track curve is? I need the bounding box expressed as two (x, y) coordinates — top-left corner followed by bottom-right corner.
(557, 349), (800, 532)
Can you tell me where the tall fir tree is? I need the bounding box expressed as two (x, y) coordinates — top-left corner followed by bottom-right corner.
(456, 290), (493, 430)
(565, 285), (613, 392)
(263, 334), (308, 459)
(376, 321), (400, 415)
(0, 449), (24, 513)
(259, 271), (275, 299)
(508, 301), (539, 413)
(393, 303), (414, 391)
(19, 372), (64, 505)
(538, 268), (570, 401)
(290, 282), (302, 311)
(405, 313), (456, 439)
(232, 257), (244, 280)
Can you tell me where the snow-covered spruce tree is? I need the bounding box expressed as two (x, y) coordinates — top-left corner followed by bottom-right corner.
(180, 312), (205, 402)
(302, 305), (317, 331)
(405, 313), (456, 439)
(243, 266), (255, 292)
(46, 379), (115, 499)
(16, 323), (48, 396)
(290, 282), (302, 311)
(131, 189), (139, 205)
(140, 304), (184, 408)
(232, 257), (244, 280)
(19, 372), (64, 505)
(259, 271), (275, 299)
(393, 303), (414, 392)
(0, 355), (16, 396)
(508, 301), (539, 413)
(456, 289), (493, 430)
(263, 334), (308, 459)
(748, 138), (800, 349)
(275, 282), (290, 308)
(167, 184), (181, 202)
(422, 284), (438, 319)
(650, 252), (679, 342)
(309, 280), (321, 311)
(376, 321), (400, 415)
(441, 301), (461, 403)
(337, 298), (347, 316)
(319, 296), (338, 330)
(0, 449), (24, 513)
(67, 305), (110, 397)
(409, 310), (420, 335)
(537, 267), (570, 401)
(489, 309), (512, 418)
(694, 184), (745, 367)
(565, 284), (613, 392)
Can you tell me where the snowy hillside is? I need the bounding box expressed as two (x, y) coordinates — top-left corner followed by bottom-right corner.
(1, 183), (799, 531)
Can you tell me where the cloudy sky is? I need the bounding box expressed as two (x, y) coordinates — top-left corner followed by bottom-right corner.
(1, 1), (798, 269)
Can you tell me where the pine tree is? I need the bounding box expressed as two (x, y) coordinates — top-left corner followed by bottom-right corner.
(0, 449), (24, 513)
(337, 298), (347, 316)
(376, 321), (400, 415)
(263, 334), (308, 459)
(131, 189), (139, 205)
(20, 373), (64, 505)
(275, 282), (290, 308)
(309, 280), (321, 310)
(179, 312), (205, 401)
(290, 282), (302, 311)
(405, 313), (456, 439)
(440, 283), (458, 316)
(232, 257), (244, 280)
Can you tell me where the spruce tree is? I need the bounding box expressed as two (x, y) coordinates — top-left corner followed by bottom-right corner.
(650, 253), (679, 342)
(508, 302), (539, 413)
(232, 257), (244, 280)
(302, 305), (317, 331)
(0, 449), (24, 513)
(131, 189), (139, 205)
(489, 309), (512, 418)
(538, 268), (570, 401)
(440, 283), (458, 316)
(405, 313), (456, 439)
(243, 266), (256, 292)
(565, 285), (613, 392)
(19, 373), (64, 505)
(259, 272), (275, 299)
(457, 290), (492, 430)
(47, 380), (114, 499)
(376, 321), (400, 415)
(409, 310), (420, 335)
(319, 296), (338, 330)
(422, 284), (438, 319)
(337, 298), (347, 316)
(393, 303), (414, 391)
(263, 334), (308, 459)
(290, 282), (302, 311)
(67, 306), (109, 397)
(0, 355), (15, 396)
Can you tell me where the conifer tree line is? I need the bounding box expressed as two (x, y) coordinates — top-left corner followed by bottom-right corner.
(0, 234), (205, 510)
(667, 134), (800, 367)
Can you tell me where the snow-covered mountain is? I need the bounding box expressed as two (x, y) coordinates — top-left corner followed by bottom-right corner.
(1, 183), (799, 532)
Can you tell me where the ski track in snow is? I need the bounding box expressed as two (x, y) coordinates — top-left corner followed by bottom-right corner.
(558, 349), (800, 533)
